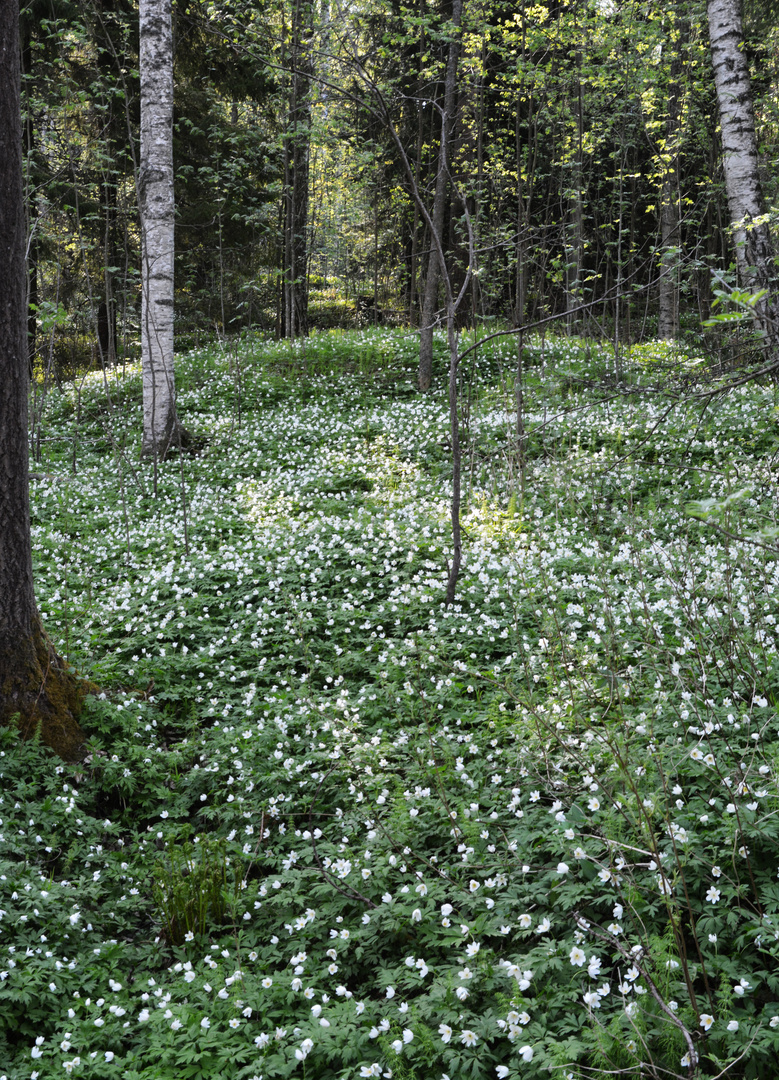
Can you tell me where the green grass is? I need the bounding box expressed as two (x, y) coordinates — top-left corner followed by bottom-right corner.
(4, 329), (779, 1079)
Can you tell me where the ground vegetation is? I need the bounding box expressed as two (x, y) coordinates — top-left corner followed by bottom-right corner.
(3, 331), (779, 1078)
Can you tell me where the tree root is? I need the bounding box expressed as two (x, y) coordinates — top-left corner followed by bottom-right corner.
(0, 618), (94, 761)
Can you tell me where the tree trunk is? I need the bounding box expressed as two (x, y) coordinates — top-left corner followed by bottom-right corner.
(140, 0), (180, 457)
(20, 16), (37, 372)
(99, 159), (118, 366)
(282, 0), (311, 340)
(418, 0), (463, 391)
(0, 0), (88, 760)
(657, 196), (681, 340)
(657, 12), (686, 341)
(514, 7), (532, 329)
(407, 18), (426, 328)
(707, 0), (779, 349)
(564, 54), (584, 336)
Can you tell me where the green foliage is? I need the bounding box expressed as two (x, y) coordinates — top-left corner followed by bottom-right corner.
(153, 835), (242, 946)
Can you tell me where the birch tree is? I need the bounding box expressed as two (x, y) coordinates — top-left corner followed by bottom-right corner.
(707, 0), (779, 350)
(140, 0), (181, 457)
(0, 0), (87, 758)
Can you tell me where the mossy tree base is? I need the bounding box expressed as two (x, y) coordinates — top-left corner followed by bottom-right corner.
(1, 0), (89, 763)
(0, 618), (90, 761)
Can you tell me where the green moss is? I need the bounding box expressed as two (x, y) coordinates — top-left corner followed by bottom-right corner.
(0, 616), (94, 761)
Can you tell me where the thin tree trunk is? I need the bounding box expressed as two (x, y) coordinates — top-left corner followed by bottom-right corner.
(0, 0), (88, 759)
(657, 12), (686, 340)
(99, 165), (118, 365)
(20, 17), (37, 372)
(444, 314), (461, 605)
(373, 193), (379, 322)
(658, 197), (680, 339)
(335, 3), (471, 602)
(707, 0), (779, 350)
(408, 16), (426, 327)
(283, 0), (312, 340)
(514, 5), (531, 328)
(471, 36), (486, 325)
(140, 0), (180, 458)
(418, 0), (463, 391)
(514, 110), (526, 326)
(283, 97), (293, 338)
(564, 26), (584, 334)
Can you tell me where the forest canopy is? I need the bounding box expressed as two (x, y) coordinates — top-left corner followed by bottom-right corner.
(20, 0), (779, 369)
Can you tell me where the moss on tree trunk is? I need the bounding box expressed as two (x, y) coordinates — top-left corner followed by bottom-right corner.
(0, 618), (90, 761)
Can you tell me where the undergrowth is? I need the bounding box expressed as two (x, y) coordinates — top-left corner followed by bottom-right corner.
(3, 328), (779, 1080)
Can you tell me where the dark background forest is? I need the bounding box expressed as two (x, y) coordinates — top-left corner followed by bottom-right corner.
(22, 0), (779, 376)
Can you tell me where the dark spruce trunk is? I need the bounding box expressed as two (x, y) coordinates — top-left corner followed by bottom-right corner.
(0, 0), (88, 760)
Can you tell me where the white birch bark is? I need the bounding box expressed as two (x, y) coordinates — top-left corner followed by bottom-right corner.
(707, 0), (778, 347)
(140, 0), (178, 457)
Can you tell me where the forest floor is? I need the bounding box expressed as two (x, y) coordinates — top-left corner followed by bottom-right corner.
(4, 328), (779, 1080)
